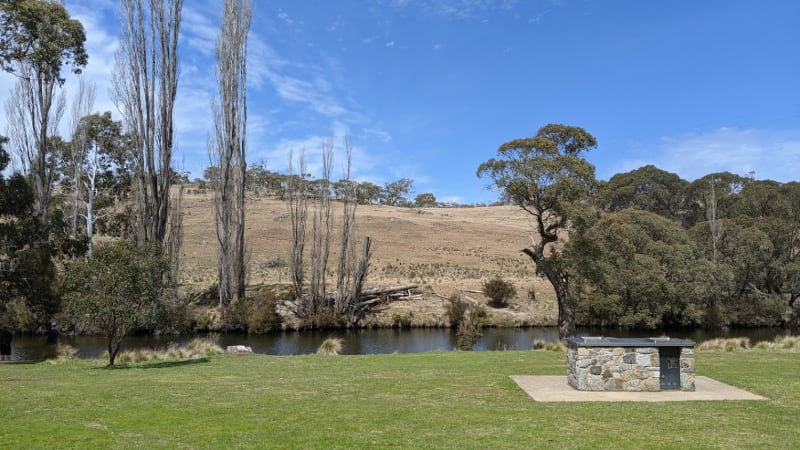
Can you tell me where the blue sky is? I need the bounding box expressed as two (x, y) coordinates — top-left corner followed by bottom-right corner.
(1, 0), (798, 204)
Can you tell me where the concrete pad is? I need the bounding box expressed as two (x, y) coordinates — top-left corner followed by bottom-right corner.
(510, 375), (767, 402)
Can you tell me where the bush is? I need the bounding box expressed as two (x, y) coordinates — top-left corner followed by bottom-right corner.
(483, 277), (516, 308)
(445, 294), (469, 328)
(455, 306), (488, 351)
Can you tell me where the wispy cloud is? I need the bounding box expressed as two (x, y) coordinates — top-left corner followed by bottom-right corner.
(626, 128), (800, 182)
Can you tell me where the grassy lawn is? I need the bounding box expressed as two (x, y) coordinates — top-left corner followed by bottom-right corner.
(1, 350), (798, 449)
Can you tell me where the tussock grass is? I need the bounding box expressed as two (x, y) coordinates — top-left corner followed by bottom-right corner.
(316, 337), (344, 355)
(698, 335), (800, 352)
(754, 335), (800, 351)
(109, 338), (224, 365)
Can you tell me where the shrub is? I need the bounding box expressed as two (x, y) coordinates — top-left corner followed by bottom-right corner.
(483, 277), (516, 308)
(317, 337), (343, 355)
(445, 294), (469, 328)
(456, 316), (482, 351)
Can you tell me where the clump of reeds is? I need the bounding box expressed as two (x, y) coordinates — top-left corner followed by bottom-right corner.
(110, 337), (224, 365)
(56, 344), (79, 360)
(754, 335), (800, 351)
(697, 337), (752, 351)
(316, 337), (344, 356)
(545, 341), (566, 352)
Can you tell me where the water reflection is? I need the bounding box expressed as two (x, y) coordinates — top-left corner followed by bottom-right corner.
(6, 326), (791, 361)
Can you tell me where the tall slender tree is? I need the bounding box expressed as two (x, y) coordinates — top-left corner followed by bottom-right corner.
(211, 0), (251, 307)
(111, 0), (182, 247)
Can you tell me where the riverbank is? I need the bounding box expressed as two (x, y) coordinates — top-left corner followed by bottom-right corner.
(1, 349), (798, 448)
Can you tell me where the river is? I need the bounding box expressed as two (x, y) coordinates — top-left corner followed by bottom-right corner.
(5, 326), (793, 361)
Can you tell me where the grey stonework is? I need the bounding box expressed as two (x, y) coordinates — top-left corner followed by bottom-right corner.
(567, 346), (695, 392)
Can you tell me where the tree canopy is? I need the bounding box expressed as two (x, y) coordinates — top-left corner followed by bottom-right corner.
(0, 0), (87, 84)
(477, 124), (598, 339)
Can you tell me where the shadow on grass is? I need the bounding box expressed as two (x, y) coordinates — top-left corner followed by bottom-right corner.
(96, 357), (213, 370)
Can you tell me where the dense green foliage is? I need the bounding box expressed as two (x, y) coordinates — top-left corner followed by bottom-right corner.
(62, 241), (171, 365)
(573, 169), (800, 329)
(0, 0), (87, 83)
(0, 350), (797, 448)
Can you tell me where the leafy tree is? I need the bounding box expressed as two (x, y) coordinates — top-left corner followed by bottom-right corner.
(356, 181), (382, 205)
(62, 241), (170, 366)
(571, 209), (711, 329)
(477, 124), (597, 339)
(598, 165), (689, 222)
(1, 0), (87, 226)
(382, 178), (414, 206)
(414, 192), (437, 208)
(684, 172), (749, 227)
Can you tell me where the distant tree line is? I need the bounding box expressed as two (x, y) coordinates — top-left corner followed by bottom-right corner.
(202, 164), (427, 207)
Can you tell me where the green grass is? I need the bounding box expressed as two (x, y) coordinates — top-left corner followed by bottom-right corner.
(1, 350), (798, 449)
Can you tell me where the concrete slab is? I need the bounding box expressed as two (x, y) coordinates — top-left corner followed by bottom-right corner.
(510, 375), (767, 402)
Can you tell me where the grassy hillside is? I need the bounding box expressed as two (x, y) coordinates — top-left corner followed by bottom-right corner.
(180, 190), (558, 326)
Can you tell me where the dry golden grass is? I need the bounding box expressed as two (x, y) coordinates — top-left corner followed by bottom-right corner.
(179, 190), (557, 326)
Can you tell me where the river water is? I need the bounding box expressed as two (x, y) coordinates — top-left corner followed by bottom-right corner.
(5, 326), (792, 361)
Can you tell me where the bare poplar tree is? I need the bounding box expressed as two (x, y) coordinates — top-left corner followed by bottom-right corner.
(335, 135), (372, 323)
(287, 150), (309, 310)
(309, 138), (334, 317)
(112, 0), (183, 247)
(211, 0), (251, 307)
(286, 137), (373, 326)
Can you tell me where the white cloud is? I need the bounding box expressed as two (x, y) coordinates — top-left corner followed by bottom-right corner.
(645, 128), (800, 182)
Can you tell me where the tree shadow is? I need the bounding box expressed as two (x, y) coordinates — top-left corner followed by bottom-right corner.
(95, 357), (213, 370)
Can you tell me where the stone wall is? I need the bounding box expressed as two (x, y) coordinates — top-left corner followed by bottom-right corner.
(567, 345), (695, 392)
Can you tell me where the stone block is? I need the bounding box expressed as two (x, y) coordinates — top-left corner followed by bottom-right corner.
(604, 378), (623, 391)
(612, 347), (625, 356)
(638, 347), (657, 354)
(623, 353), (636, 364)
(589, 366), (602, 375)
(578, 358), (595, 368)
(644, 378), (661, 392)
(226, 345), (253, 354)
(636, 353), (652, 366)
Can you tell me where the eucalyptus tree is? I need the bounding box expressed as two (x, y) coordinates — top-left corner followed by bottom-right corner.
(570, 209), (711, 329)
(0, 0), (87, 228)
(477, 124), (597, 339)
(210, 0), (251, 307)
(71, 112), (125, 256)
(597, 165), (689, 223)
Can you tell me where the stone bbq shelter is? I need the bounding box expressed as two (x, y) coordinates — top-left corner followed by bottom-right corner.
(566, 337), (695, 392)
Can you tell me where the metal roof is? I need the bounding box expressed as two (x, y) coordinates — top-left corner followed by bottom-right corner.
(566, 336), (695, 347)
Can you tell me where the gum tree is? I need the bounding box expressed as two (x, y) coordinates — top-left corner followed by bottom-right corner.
(477, 124), (597, 340)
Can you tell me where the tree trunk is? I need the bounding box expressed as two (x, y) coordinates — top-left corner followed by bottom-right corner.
(523, 247), (576, 341)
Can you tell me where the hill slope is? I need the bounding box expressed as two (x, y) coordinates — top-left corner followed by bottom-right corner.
(180, 190), (557, 326)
